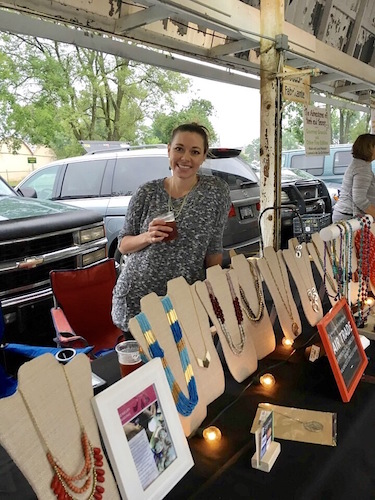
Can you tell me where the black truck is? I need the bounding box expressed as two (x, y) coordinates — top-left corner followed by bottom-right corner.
(0, 176), (107, 346)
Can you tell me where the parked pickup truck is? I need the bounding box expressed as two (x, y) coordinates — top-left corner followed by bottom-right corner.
(0, 176), (107, 346)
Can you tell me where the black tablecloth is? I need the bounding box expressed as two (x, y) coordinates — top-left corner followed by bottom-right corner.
(91, 339), (375, 500)
(2, 269), (375, 499)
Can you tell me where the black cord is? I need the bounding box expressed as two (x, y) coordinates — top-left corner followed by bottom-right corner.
(196, 329), (319, 434)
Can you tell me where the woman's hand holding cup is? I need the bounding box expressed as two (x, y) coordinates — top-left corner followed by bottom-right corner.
(149, 211), (178, 243)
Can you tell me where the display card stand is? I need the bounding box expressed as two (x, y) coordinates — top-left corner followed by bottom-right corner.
(251, 441), (281, 473)
(230, 254), (275, 359)
(167, 276), (225, 404)
(195, 265), (258, 383)
(257, 247), (302, 340)
(0, 354), (119, 500)
(283, 238), (323, 326)
(128, 292), (207, 437)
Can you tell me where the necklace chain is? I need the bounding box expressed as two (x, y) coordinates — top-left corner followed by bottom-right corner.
(238, 260), (264, 322)
(172, 285), (211, 368)
(262, 250), (299, 336)
(167, 178), (198, 220)
(292, 243), (320, 313)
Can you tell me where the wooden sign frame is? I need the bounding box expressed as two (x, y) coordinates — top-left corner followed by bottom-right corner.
(317, 298), (368, 402)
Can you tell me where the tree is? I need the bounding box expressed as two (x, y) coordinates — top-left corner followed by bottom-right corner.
(147, 99), (218, 144)
(0, 33), (197, 158)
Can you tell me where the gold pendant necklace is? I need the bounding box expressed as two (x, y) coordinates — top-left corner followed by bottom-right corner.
(262, 250), (299, 336)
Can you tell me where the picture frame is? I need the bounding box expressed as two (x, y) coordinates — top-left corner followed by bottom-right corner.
(317, 297), (368, 402)
(92, 357), (194, 500)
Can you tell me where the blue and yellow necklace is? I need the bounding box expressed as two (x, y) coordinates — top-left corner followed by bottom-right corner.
(135, 296), (198, 417)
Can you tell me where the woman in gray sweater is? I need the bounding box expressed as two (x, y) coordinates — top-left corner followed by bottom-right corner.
(332, 133), (375, 222)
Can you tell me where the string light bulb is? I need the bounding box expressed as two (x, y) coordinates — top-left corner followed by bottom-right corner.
(259, 373), (276, 388)
(282, 337), (294, 348)
(202, 426), (222, 442)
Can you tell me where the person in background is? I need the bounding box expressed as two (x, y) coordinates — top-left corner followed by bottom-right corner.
(332, 133), (375, 222)
(112, 122), (231, 337)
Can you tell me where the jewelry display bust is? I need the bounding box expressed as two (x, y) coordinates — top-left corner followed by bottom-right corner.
(230, 254), (276, 359)
(128, 292), (207, 437)
(283, 238), (323, 326)
(167, 276), (225, 404)
(195, 265), (258, 383)
(0, 354), (119, 500)
(257, 246), (302, 340)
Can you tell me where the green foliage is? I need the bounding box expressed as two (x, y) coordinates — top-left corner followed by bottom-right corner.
(148, 99), (218, 145)
(0, 33), (208, 159)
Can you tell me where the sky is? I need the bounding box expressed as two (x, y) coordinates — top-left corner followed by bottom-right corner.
(179, 75), (261, 148)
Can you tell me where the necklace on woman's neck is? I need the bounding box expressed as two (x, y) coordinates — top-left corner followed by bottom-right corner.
(135, 297), (198, 417)
(205, 273), (246, 355)
(167, 177), (198, 220)
(18, 369), (105, 499)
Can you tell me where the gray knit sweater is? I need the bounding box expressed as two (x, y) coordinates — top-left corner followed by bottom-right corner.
(111, 174), (231, 331)
(332, 158), (375, 222)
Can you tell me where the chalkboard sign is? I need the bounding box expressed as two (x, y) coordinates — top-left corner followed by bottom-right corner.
(317, 298), (368, 402)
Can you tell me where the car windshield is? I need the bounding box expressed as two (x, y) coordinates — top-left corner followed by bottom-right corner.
(0, 177), (17, 196)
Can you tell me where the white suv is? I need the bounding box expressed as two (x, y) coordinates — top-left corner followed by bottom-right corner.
(16, 145), (262, 264)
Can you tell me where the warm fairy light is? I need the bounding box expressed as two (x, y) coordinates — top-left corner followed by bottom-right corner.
(282, 337), (294, 348)
(203, 426), (222, 442)
(259, 373), (276, 388)
(365, 298), (374, 307)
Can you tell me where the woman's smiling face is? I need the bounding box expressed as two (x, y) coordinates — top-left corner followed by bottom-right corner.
(168, 131), (206, 180)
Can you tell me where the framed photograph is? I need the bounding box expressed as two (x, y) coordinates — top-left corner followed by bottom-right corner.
(317, 297), (368, 402)
(92, 357), (194, 500)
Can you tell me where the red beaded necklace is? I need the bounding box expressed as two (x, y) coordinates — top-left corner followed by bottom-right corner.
(205, 272), (246, 355)
(18, 370), (105, 500)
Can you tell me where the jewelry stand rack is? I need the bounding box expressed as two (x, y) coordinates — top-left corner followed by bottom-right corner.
(319, 216), (375, 341)
(167, 276), (225, 404)
(257, 246), (302, 340)
(195, 265), (258, 383)
(0, 354), (119, 500)
(230, 254), (276, 359)
(283, 238), (323, 327)
(128, 292), (207, 437)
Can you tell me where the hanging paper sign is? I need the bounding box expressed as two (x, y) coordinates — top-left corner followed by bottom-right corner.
(317, 298), (368, 402)
(303, 105), (330, 155)
(282, 66), (310, 105)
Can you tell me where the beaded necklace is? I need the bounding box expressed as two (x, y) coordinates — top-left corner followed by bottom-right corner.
(262, 250), (299, 336)
(356, 215), (371, 327)
(238, 260), (264, 322)
(18, 370), (105, 500)
(135, 297), (198, 417)
(205, 273), (246, 355)
(322, 241), (340, 301)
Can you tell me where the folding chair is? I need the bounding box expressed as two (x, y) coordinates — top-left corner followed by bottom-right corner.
(49, 259), (124, 356)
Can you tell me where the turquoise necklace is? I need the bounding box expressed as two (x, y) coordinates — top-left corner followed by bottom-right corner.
(135, 296), (198, 417)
